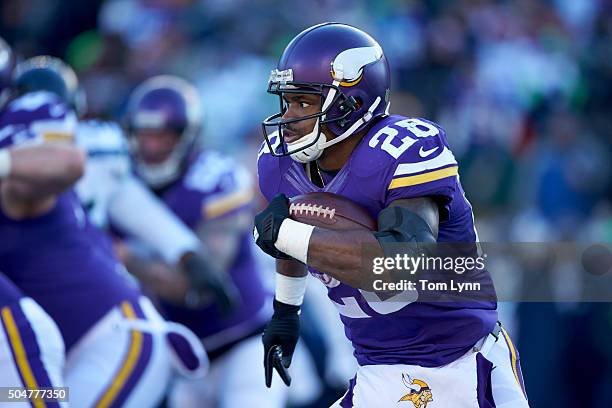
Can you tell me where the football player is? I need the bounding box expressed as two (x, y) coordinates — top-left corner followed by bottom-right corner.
(0, 38), (67, 405)
(14, 55), (235, 309)
(124, 75), (286, 407)
(1, 57), (206, 407)
(254, 23), (529, 407)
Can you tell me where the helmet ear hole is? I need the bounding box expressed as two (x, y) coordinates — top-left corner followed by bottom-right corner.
(339, 96), (359, 113)
(336, 96), (361, 128)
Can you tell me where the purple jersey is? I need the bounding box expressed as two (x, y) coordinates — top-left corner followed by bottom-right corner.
(151, 150), (270, 351)
(0, 192), (142, 351)
(258, 115), (498, 367)
(0, 92), (77, 148)
(0, 93), (141, 350)
(0, 273), (23, 306)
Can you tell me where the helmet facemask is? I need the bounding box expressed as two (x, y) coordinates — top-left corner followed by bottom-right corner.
(262, 73), (357, 163)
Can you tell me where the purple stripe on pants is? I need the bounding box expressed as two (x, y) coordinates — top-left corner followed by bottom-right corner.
(515, 353), (528, 400)
(501, 329), (528, 400)
(1, 302), (61, 408)
(476, 353), (496, 408)
(340, 375), (357, 408)
(109, 300), (155, 408)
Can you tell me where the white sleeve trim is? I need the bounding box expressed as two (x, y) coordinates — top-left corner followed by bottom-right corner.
(393, 147), (457, 176)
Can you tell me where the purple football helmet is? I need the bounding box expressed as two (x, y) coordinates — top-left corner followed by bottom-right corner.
(0, 37), (15, 108)
(126, 75), (202, 188)
(262, 22), (390, 163)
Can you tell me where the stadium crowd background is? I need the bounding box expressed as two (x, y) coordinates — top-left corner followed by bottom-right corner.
(1, 0), (611, 406)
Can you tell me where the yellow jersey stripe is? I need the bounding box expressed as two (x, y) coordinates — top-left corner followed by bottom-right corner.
(388, 166), (458, 190)
(95, 302), (143, 408)
(203, 188), (253, 219)
(501, 327), (525, 397)
(43, 132), (74, 142)
(1, 307), (46, 408)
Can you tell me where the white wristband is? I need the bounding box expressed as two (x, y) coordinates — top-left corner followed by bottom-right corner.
(275, 273), (308, 306)
(275, 218), (315, 264)
(0, 149), (11, 179)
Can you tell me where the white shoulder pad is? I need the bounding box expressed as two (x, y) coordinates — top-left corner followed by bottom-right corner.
(76, 120), (128, 154)
(8, 91), (60, 113)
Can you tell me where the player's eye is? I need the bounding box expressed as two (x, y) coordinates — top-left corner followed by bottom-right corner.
(300, 102), (311, 109)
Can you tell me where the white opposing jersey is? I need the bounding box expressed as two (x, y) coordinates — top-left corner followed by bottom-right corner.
(75, 120), (130, 228)
(74, 119), (199, 264)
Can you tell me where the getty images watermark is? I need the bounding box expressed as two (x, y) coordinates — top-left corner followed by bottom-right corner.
(361, 242), (611, 303)
(370, 253), (488, 293)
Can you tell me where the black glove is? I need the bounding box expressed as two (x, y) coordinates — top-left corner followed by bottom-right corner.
(181, 251), (240, 313)
(254, 194), (293, 260)
(262, 299), (300, 387)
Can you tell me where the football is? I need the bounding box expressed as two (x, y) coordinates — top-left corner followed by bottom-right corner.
(289, 192), (377, 231)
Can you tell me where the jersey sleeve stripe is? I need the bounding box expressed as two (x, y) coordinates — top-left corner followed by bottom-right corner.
(393, 147), (457, 176)
(388, 166), (458, 190)
(203, 188), (253, 219)
(43, 132), (74, 142)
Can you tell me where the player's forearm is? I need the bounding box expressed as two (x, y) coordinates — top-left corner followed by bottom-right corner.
(109, 176), (200, 265)
(277, 258), (308, 278)
(117, 244), (189, 303)
(307, 228), (386, 289)
(1, 144), (85, 198)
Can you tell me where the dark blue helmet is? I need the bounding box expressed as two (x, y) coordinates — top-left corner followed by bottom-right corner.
(126, 75), (202, 188)
(262, 23), (390, 163)
(12, 55), (85, 115)
(0, 37), (15, 107)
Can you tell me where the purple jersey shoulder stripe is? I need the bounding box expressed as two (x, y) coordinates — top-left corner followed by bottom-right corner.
(0, 304), (62, 407)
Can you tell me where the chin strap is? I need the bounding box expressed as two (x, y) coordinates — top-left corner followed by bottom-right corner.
(321, 96), (381, 149)
(287, 80), (341, 163)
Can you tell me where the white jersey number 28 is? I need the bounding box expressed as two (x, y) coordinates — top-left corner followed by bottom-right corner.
(368, 118), (439, 159)
(332, 289), (417, 319)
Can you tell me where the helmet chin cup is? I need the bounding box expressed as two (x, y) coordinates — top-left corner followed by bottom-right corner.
(287, 120), (326, 163)
(134, 132), (194, 188)
(289, 134), (326, 163)
(136, 155), (182, 189)
(287, 96), (382, 163)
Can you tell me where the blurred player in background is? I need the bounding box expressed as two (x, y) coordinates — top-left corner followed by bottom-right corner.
(0, 37), (67, 406)
(254, 23), (529, 407)
(123, 75), (287, 407)
(0, 54), (207, 407)
(13, 55), (235, 314)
